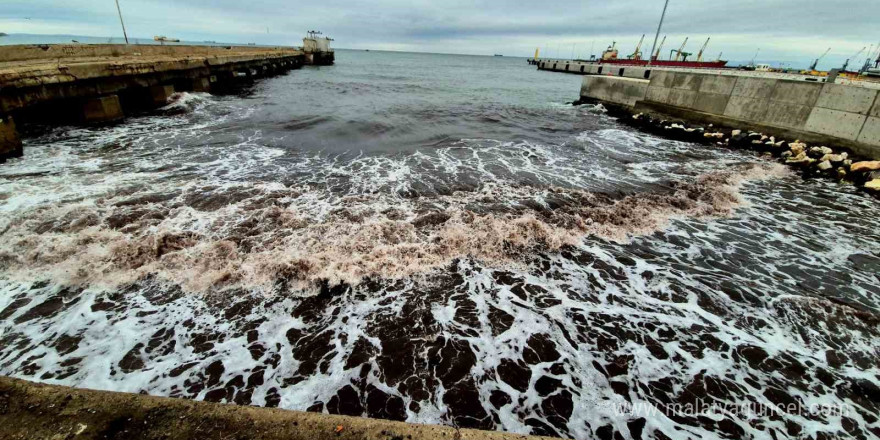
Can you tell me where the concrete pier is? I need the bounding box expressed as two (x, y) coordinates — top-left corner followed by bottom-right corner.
(575, 68), (880, 158)
(0, 376), (556, 440)
(0, 43), (307, 159)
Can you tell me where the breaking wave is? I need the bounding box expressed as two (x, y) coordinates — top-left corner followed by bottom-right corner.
(0, 151), (788, 294)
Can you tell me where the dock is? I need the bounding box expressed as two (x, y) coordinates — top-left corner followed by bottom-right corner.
(0, 44), (307, 162)
(536, 59), (880, 159)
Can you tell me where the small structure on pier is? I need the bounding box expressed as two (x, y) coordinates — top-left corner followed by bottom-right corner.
(302, 30), (334, 65)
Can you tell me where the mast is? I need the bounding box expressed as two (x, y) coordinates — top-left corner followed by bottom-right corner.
(114, 0), (129, 44)
(647, 0), (670, 67)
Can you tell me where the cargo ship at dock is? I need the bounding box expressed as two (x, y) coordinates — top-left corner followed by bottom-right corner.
(530, 36), (728, 69)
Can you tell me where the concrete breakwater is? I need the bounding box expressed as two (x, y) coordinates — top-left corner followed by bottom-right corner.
(0, 376), (557, 440)
(0, 44), (307, 162)
(574, 70), (880, 161)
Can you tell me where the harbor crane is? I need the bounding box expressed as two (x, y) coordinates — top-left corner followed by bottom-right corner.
(671, 37), (689, 62)
(652, 35), (666, 61)
(628, 34), (646, 60)
(808, 48), (831, 71)
(696, 37), (710, 62)
(860, 43), (876, 73)
(842, 46), (866, 72)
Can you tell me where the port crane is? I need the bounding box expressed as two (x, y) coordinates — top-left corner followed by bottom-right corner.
(671, 37), (689, 62)
(695, 37), (710, 62)
(842, 46), (866, 72)
(808, 47), (831, 71)
(628, 34), (646, 60)
(652, 35), (666, 61)
(860, 43), (877, 73)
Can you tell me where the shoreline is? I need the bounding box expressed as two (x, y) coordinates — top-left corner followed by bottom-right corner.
(576, 99), (880, 196)
(0, 375), (556, 440)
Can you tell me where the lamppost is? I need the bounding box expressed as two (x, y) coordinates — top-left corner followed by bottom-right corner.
(115, 0), (129, 44)
(647, 0), (669, 67)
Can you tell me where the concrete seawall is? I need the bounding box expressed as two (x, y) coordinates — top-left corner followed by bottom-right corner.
(0, 376), (555, 440)
(0, 44), (307, 162)
(577, 71), (880, 159)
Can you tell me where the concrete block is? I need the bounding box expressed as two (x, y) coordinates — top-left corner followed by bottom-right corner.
(731, 77), (778, 99)
(648, 70), (675, 88)
(645, 86), (671, 104)
(622, 67), (649, 80)
(691, 92), (730, 115)
(770, 81), (822, 106)
(0, 115), (23, 161)
(805, 107), (867, 141)
(816, 83), (877, 114)
(724, 95), (769, 122)
(763, 102), (814, 129)
(671, 73), (703, 91)
(857, 116), (880, 147)
(667, 89), (697, 108)
(191, 78), (211, 93)
(871, 95), (880, 118)
(82, 95), (124, 123)
(698, 75), (737, 95)
(581, 76), (648, 107)
(148, 85), (175, 107)
(613, 78), (649, 107)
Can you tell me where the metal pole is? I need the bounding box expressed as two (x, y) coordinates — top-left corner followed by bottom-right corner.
(647, 0), (669, 67)
(115, 0), (129, 44)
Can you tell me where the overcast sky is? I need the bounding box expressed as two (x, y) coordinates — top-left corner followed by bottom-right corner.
(2, 0), (878, 68)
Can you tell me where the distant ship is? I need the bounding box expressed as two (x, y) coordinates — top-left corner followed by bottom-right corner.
(153, 36), (180, 43)
(494, 54), (503, 57)
(560, 38), (728, 69)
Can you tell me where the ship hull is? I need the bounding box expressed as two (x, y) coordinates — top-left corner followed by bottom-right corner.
(595, 59), (727, 68)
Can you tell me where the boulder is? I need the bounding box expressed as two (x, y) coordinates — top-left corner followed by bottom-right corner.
(786, 152), (814, 166)
(837, 168), (847, 179)
(865, 179), (880, 191)
(781, 151), (793, 159)
(850, 161), (880, 172)
(789, 142), (806, 155)
(817, 160), (832, 171)
(808, 146), (833, 158)
(843, 159), (852, 167)
(821, 153), (847, 163)
(731, 129), (742, 136)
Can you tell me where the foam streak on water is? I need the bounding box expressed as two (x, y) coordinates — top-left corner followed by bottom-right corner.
(1, 52), (879, 440)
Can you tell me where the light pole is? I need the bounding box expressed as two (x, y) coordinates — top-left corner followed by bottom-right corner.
(647, 0), (669, 67)
(115, 0), (129, 44)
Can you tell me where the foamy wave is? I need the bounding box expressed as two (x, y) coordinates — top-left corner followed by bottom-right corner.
(0, 163), (789, 294)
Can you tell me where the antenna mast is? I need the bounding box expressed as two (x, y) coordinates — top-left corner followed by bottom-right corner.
(114, 0), (129, 44)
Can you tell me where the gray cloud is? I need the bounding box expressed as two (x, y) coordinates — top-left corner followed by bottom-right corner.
(2, 0), (878, 68)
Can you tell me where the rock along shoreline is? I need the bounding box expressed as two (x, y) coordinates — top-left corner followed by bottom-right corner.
(579, 102), (880, 196)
